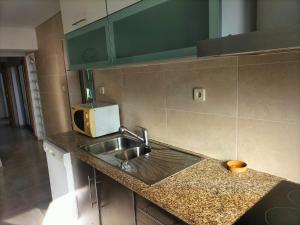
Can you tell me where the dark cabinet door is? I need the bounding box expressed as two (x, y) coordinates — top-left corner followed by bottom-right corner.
(109, 0), (210, 64)
(96, 171), (136, 225)
(65, 17), (111, 70)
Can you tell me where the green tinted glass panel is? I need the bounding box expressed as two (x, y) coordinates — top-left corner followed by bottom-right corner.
(66, 24), (109, 66)
(113, 0), (209, 58)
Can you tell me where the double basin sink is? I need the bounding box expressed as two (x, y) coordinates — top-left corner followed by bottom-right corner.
(81, 136), (150, 161)
(80, 135), (201, 185)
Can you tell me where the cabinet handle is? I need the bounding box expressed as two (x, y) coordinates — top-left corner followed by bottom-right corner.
(88, 175), (103, 208)
(72, 18), (87, 26)
(88, 175), (93, 207)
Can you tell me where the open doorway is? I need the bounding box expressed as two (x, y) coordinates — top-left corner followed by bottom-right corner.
(0, 57), (36, 132)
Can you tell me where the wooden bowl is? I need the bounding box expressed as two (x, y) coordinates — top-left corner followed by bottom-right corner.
(227, 160), (247, 173)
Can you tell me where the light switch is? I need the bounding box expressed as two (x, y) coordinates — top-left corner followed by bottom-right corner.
(193, 88), (206, 102)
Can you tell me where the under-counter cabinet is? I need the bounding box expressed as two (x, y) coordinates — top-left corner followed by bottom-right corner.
(135, 195), (188, 225)
(71, 155), (136, 225)
(65, 17), (111, 70)
(60, 0), (107, 33)
(96, 171), (136, 225)
(71, 156), (100, 225)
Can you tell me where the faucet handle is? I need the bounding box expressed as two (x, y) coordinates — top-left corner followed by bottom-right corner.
(119, 126), (127, 134)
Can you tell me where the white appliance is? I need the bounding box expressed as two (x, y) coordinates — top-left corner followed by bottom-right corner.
(71, 103), (120, 138)
(43, 140), (78, 225)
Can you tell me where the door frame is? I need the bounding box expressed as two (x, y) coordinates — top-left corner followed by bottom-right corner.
(0, 64), (17, 127)
(21, 58), (37, 136)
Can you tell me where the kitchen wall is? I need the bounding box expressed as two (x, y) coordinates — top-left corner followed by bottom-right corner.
(92, 50), (300, 183)
(35, 13), (81, 136)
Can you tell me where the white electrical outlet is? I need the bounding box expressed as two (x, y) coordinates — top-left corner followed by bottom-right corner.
(98, 86), (105, 95)
(193, 88), (206, 102)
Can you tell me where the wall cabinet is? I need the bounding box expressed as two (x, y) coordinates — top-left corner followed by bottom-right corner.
(60, 0), (107, 33)
(107, 0), (141, 15)
(109, 0), (209, 64)
(64, 0), (218, 69)
(65, 18), (111, 70)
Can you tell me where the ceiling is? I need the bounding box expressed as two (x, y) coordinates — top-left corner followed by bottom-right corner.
(0, 0), (60, 28)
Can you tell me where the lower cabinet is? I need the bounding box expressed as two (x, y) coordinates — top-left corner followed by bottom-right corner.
(135, 195), (188, 225)
(72, 157), (186, 225)
(96, 170), (136, 225)
(72, 157), (100, 225)
(72, 156), (135, 225)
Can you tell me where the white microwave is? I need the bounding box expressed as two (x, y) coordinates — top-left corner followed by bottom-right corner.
(71, 103), (120, 138)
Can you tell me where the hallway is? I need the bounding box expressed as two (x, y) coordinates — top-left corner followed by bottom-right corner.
(0, 119), (51, 225)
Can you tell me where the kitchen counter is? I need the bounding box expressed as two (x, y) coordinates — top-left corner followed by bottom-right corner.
(47, 131), (282, 225)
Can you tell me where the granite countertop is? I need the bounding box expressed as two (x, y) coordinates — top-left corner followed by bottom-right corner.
(47, 131), (282, 225)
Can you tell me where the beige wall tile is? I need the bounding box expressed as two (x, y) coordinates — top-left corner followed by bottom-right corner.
(238, 50), (300, 66)
(35, 53), (65, 77)
(189, 56), (238, 70)
(238, 62), (300, 123)
(90, 49), (300, 182)
(167, 110), (236, 160)
(157, 56), (237, 71)
(165, 66), (237, 117)
(69, 93), (83, 105)
(121, 103), (167, 143)
(93, 68), (123, 104)
(121, 64), (161, 74)
(40, 92), (70, 114)
(66, 71), (81, 95)
(38, 75), (67, 94)
(42, 107), (72, 136)
(238, 119), (300, 183)
(123, 70), (165, 108)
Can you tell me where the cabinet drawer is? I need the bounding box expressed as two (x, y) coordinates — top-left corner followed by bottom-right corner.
(65, 18), (111, 70)
(135, 195), (188, 225)
(136, 207), (176, 225)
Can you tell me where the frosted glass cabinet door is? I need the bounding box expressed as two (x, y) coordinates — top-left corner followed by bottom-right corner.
(109, 0), (210, 64)
(60, 0), (107, 34)
(65, 18), (111, 70)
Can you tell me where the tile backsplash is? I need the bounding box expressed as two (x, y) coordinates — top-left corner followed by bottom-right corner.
(92, 50), (300, 183)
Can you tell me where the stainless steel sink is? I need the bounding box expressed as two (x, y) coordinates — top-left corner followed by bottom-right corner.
(80, 135), (201, 185)
(81, 136), (140, 155)
(114, 146), (151, 161)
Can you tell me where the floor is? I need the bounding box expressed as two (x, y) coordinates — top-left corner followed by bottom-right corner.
(0, 119), (51, 225)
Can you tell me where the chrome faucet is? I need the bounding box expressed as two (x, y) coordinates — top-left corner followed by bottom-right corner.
(119, 126), (149, 148)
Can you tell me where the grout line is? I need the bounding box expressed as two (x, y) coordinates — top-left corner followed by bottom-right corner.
(238, 59), (300, 67)
(166, 108), (236, 119)
(235, 57), (239, 160)
(238, 116), (300, 126)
